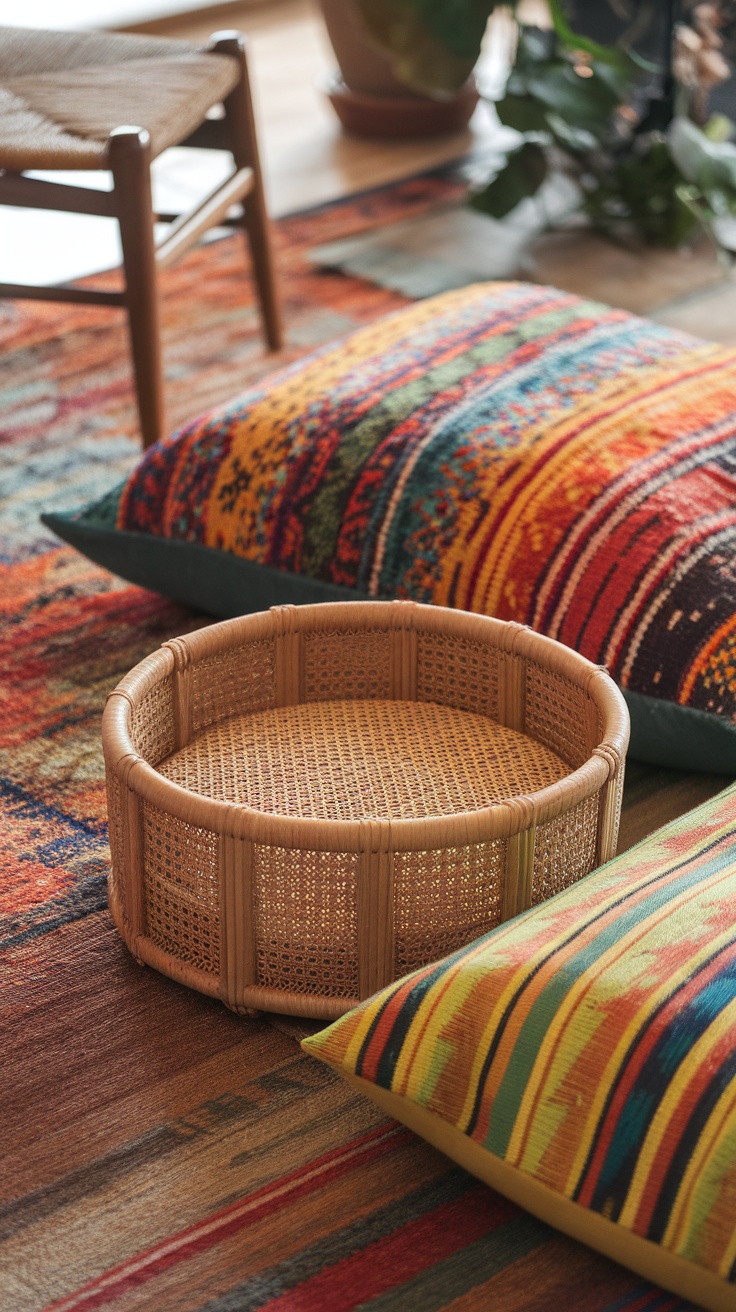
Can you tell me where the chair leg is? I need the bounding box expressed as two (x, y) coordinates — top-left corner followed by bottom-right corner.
(210, 31), (283, 352)
(109, 126), (165, 449)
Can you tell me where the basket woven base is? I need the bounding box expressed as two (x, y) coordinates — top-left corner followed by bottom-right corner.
(157, 699), (569, 820)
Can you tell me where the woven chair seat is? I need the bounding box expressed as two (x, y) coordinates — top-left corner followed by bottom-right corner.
(0, 27), (240, 170)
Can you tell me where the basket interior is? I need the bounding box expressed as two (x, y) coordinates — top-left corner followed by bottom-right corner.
(128, 625), (600, 773)
(156, 698), (570, 819)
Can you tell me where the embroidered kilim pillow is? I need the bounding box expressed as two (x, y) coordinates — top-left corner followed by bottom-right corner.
(303, 784), (736, 1312)
(43, 281), (736, 771)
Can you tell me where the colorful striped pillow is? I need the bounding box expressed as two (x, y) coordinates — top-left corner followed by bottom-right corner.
(43, 281), (736, 771)
(304, 785), (736, 1312)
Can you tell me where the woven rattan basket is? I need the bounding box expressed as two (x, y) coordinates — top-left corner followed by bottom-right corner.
(103, 601), (629, 1020)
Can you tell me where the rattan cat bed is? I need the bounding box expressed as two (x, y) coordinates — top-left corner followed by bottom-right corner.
(103, 601), (629, 1020)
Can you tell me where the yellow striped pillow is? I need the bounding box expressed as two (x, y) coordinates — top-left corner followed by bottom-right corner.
(304, 784), (736, 1312)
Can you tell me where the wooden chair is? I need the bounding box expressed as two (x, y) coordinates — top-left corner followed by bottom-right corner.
(0, 26), (282, 448)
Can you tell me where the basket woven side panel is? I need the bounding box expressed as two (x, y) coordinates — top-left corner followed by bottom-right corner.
(252, 845), (360, 998)
(525, 662), (598, 768)
(130, 675), (176, 766)
(302, 628), (393, 702)
(393, 840), (506, 977)
(106, 769), (126, 920)
(416, 631), (501, 717)
(190, 639), (275, 734)
(531, 792), (600, 905)
(142, 802), (220, 974)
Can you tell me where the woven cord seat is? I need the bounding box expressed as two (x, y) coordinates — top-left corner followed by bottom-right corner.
(0, 28), (240, 169)
(0, 26), (282, 446)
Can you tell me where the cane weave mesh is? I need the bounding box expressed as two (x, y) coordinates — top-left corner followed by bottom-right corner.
(142, 801), (220, 973)
(415, 631), (500, 717)
(130, 675), (175, 766)
(525, 662), (595, 768)
(189, 639), (275, 734)
(0, 27), (239, 170)
(252, 846), (359, 996)
(393, 840), (506, 976)
(157, 699), (570, 821)
(302, 629), (393, 703)
(531, 793), (600, 905)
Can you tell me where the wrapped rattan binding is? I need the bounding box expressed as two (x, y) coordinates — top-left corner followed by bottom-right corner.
(102, 601), (629, 1020)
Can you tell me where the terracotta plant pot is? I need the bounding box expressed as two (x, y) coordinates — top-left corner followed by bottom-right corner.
(318, 0), (478, 139)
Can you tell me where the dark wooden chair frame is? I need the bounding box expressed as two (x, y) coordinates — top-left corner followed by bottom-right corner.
(0, 31), (282, 448)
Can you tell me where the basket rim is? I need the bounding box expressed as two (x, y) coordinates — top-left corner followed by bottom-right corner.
(102, 600), (630, 851)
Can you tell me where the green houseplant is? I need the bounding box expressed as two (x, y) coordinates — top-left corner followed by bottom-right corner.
(356, 0), (736, 254)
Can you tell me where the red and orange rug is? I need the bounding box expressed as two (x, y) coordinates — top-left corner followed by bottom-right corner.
(0, 178), (697, 1311)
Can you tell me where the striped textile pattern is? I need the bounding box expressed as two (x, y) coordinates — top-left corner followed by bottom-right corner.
(304, 784), (736, 1300)
(115, 281), (736, 726)
(1, 172), (709, 1312)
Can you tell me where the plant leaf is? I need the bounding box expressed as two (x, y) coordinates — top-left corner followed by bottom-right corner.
(704, 113), (735, 145)
(545, 111), (599, 152)
(524, 62), (620, 130)
(470, 141), (548, 218)
(587, 139), (700, 246)
(495, 93), (549, 133)
(546, 0), (629, 70)
(668, 117), (736, 192)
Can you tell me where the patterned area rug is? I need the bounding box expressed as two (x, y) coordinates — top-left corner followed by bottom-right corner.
(1, 177), (697, 1311)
